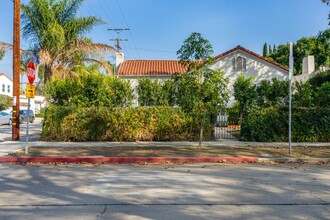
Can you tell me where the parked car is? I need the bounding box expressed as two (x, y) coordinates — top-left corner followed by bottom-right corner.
(0, 111), (12, 125)
(20, 110), (35, 124)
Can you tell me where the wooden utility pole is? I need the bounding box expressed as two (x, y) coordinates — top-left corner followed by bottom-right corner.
(12, 0), (20, 141)
(108, 28), (129, 52)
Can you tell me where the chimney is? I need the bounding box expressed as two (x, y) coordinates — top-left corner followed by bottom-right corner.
(116, 52), (124, 68)
(302, 56), (315, 75)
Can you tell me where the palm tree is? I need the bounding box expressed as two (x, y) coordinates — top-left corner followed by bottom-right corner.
(0, 0), (116, 83)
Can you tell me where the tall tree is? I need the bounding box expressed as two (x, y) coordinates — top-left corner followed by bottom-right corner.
(177, 32), (228, 147)
(263, 43), (268, 57)
(267, 30), (330, 74)
(20, 0), (116, 82)
(273, 44), (277, 53)
(268, 45), (273, 54)
(317, 29), (330, 66)
(177, 32), (213, 71)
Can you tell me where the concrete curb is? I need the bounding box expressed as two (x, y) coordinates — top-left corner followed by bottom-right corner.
(0, 157), (328, 164)
(258, 158), (330, 164)
(0, 157), (258, 164)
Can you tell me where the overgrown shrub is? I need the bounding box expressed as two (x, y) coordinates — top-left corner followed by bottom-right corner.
(42, 105), (212, 141)
(45, 73), (133, 108)
(308, 70), (330, 88)
(0, 95), (12, 111)
(240, 107), (330, 142)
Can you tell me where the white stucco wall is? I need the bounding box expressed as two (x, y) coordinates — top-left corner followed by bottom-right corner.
(118, 49), (289, 107)
(120, 75), (171, 107)
(0, 75), (13, 97)
(208, 50), (289, 106)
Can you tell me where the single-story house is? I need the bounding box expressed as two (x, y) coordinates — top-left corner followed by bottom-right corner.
(116, 45), (289, 106)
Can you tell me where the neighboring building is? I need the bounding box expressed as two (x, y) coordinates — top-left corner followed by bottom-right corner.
(0, 73), (46, 113)
(20, 95), (36, 113)
(0, 73), (13, 98)
(293, 55), (330, 83)
(117, 45), (289, 106)
(34, 95), (47, 113)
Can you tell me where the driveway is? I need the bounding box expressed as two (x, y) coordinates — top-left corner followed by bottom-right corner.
(0, 163), (329, 219)
(0, 117), (42, 142)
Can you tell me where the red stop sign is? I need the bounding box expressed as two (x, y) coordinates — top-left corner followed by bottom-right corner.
(27, 61), (36, 84)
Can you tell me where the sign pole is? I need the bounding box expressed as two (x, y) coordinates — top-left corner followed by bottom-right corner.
(25, 61), (36, 155)
(288, 42), (293, 154)
(25, 98), (30, 155)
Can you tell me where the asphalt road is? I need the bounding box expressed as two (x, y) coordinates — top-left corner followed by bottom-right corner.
(0, 118), (42, 142)
(0, 163), (329, 220)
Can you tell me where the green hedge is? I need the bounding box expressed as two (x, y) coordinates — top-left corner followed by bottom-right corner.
(42, 106), (212, 142)
(240, 107), (330, 142)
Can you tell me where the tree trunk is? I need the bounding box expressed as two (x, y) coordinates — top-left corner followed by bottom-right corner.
(44, 65), (52, 84)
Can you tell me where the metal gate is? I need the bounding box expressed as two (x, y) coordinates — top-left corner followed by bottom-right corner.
(212, 110), (241, 140)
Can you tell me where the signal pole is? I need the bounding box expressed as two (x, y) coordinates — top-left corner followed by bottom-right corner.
(12, 0), (20, 141)
(108, 28), (129, 52)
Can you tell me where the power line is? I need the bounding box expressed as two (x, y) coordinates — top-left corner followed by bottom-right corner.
(96, 0), (133, 58)
(115, 0), (141, 59)
(96, 0), (116, 29)
(121, 47), (176, 54)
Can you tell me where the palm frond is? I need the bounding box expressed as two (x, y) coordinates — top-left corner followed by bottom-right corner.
(54, 0), (84, 25)
(0, 42), (31, 55)
(64, 17), (104, 41)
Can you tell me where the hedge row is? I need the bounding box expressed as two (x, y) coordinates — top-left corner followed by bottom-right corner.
(240, 107), (330, 142)
(42, 106), (212, 142)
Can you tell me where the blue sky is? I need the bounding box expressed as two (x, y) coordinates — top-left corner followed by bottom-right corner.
(0, 0), (328, 79)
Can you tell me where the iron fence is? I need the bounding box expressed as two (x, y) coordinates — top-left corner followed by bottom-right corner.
(211, 110), (241, 140)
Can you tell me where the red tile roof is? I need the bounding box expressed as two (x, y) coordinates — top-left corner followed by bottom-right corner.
(117, 45), (289, 76)
(0, 73), (12, 81)
(118, 60), (189, 75)
(213, 45), (289, 71)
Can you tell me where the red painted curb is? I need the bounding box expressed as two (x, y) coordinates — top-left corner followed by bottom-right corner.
(0, 157), (259, 164)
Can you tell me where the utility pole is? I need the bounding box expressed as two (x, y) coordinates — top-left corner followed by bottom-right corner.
(108, 28), (129, 52)
(12, 0), (20, 141)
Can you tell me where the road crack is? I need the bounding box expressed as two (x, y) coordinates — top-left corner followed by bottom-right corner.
(100, 205), (107, 215)
(310, 192), (326, 204)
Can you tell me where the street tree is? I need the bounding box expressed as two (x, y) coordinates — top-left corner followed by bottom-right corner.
(177, 32), (228, 146)
(177, 32), (213, 71)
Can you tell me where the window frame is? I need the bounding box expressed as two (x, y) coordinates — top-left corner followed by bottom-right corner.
(232, 56), (247, 72)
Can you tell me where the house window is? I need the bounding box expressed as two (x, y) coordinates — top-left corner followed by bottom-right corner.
(2, 84), (5, 92)
(7, 85), (10, 93)
(232, 56), (246, 71)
